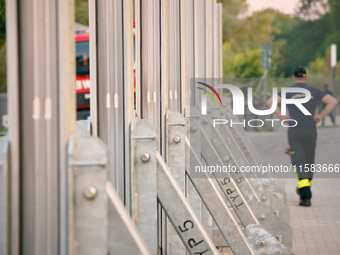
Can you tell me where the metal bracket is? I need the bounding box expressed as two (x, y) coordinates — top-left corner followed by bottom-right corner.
(67, 135), (109, 254)
(131, 118), (158, 254)
(166, 111), (187, 254)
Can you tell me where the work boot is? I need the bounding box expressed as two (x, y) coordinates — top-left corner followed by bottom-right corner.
(299, 199), (311, 207)
(297, 186), (312, 206)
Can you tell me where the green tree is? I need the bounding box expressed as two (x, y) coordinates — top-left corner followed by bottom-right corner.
(217, 0), (248, 43)
(76, 0), (89, 26)
(0, 0), (5, 45)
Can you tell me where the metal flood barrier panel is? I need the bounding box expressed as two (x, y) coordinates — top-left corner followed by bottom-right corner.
(2, 0), (296, 254)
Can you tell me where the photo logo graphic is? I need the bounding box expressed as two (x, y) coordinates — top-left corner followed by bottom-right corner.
(196, 82), (222, 115)
(196, 83), (312, 127)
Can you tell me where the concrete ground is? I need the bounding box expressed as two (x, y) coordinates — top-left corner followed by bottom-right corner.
(247, 117), (340, 255)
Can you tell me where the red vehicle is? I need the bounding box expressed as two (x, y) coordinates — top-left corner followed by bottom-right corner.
(75, 31), (90, 120)
(75, 23), (136, 120)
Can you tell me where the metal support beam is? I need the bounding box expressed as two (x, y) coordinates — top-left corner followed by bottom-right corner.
(206, 109), (292, 247)
(91, 0), (134, 204)
(186, 137), (254, 255)
(7, 0), (76, 254)
(166, 111), (187, 254)
(157, 152), (219, 255)
(106, 182), (150, 255)
(67, 135), (108, 254)
(131, 119), (158, 254)
(0, 136), (9, 255)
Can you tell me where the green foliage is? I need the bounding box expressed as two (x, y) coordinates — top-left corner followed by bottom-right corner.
(0, 0), (5, 92)
(220, 0), (340, 81)
(217, 0), (248, 43)
(224, 48), (263, 78)
(0, 0), (5, 45)
(0, 43), (6, 92)
(76, 0), (89, 26)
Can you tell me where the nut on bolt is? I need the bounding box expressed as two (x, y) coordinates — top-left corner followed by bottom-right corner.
(261, 196), (266, 201)
(259, 240), (265, 247)
(173, 136), (181, 143)
(191, 126), (197, 132)
(140, 153), (150, 162)
(260, 215), (265, 220)
(262, 182), (267, 187)
(83, 186), (98, 200)
(203, 119), (208, 124)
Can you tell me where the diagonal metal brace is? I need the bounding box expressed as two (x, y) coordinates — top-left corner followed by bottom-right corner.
(157, 151), (219, 255)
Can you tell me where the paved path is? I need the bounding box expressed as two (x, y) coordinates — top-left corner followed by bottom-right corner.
(247, 122), (340, 255)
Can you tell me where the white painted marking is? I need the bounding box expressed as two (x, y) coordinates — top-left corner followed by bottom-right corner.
(32, 97), (40, 120)
(44, 97), (52, 120)
(106, 93), (111, 108)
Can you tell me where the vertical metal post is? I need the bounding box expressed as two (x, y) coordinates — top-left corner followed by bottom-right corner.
(92, 0), (134, 203)
(331, 44), (337, 97)
(184, 0), (195, 107)
(216, 4), (223, 78)
(205, 0), (215, 78)
(6, 0), (20, 253)
(168, 0), (181, 113)
(131, 119), (158, 254)
(194, 0), (207, 105)
(89, 0), (97, 136)
(137, 1), (170, 253)
(194, 0), (213, 239)
(138, 0), (162, 133)
(0, 137), (9, 255)
(263, 68), (268, 107)
(166, 111), (186, 254)
(67, 135), (108, 254)
(7, 0), (76, 254)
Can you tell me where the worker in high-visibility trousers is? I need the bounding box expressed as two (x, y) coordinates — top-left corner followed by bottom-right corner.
(267, 66), (338, 206)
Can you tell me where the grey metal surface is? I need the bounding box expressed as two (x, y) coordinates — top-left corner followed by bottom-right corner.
(131, 119), (158, 254)
(0, 94), (7, 133)
(157, 152), (219, 255)
(215, 4), (223, 78)
(0, 136), (8, 255)
(246, 224), (294, 255)
(189, 131), (294, 253)
(206, 0), (215, 78)
(137, 0), (162, 133)
(185, 107), (214, 240)
(223, 111), (288, 207)
(167, 0), (181, 112)
(6, 0), (20, 252)
(76, 120), (89, 136)
(166, 111), (187, 253)
(89, 0), (97, 136)
(7, 0), (76, 254)
(185, 107), (203, 223)
(200, 121), (258, 226)
(106, 182), (150, 255)
(68, 135), (108, 254)
(186, 137), (255, 255)
(206, 118), (292, 248)
(93, 0), (134, 205)
(194, 0), (207, 105)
